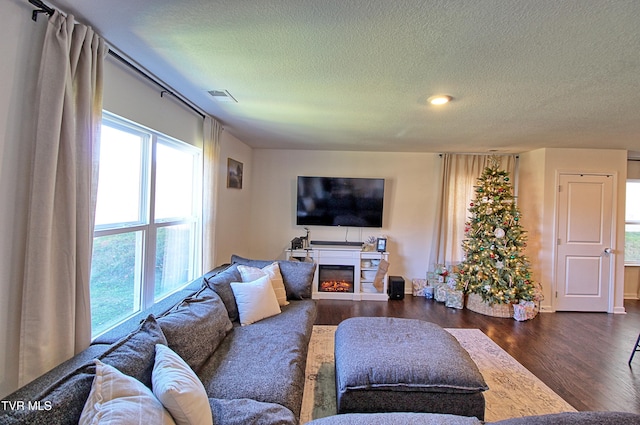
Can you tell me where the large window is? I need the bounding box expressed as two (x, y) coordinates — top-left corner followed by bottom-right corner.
(626, 180), (640, 265)
(90, 112), (202, 337)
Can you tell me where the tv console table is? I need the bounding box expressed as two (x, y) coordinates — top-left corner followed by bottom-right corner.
(286, 246), (389, 301)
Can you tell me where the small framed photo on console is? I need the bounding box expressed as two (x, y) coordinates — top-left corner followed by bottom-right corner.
(376, 237), (387, 252)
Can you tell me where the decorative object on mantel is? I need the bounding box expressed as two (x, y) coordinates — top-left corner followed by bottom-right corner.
(455, 156), (542, 320)
(226, 157), (243, 189)
(376, 237), (387, 252)
(362, 236), (377, 252)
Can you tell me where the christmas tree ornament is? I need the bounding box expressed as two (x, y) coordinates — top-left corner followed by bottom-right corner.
(494, 228), (506, 238)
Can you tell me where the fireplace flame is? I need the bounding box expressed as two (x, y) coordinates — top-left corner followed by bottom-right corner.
(319, 280), (353, 292)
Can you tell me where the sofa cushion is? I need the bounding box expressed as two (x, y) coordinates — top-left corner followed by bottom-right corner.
(79, 359), (176, 425)
(198, 299), (317, 419)
(491, 411), (640, 424)
(157, 287), (232, 373)
(305, 412), (482, 425)
(231, 255), (316, 299)
(92, 277), (203, 346)
(231, 275), (282, 326)
(209, 398), (297, 425)
(238, 262), (289, 307)
(99, 314), (169, 389)
(204, 263), (242, 321)
(152, 344), (213, 425)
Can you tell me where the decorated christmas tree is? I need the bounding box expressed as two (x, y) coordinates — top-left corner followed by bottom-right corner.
(456, 157), (536, 306)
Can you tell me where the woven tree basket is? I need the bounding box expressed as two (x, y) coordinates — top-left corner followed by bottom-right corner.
(466, 293), (514, 318)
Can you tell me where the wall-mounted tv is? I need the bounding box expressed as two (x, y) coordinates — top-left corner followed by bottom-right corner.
(296, 176), (385, 228)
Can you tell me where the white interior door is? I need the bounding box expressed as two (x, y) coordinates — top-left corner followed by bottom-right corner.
(555, 173), (614, 311)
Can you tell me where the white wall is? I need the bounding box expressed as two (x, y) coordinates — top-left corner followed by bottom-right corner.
(246, 150), (440, 282)
(518, 149), (550, 309)
(214, 130), (254, 264)
(0, 0), (47, 399)
(519, 148), (628, 313)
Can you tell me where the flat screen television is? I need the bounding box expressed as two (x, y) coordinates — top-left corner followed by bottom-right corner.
(296, 176), (385, 227)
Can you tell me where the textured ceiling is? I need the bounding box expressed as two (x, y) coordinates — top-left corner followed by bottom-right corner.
(46, 0), (640, 154)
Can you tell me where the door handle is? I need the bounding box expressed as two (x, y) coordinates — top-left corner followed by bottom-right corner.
(604, 248), (612, 255)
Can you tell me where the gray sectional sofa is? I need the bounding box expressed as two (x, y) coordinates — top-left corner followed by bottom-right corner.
(0, 256), (318, 425)
(2, 254), (639, 425)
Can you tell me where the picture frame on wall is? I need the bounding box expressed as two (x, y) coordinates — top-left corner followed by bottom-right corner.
(227, 158), (243, 189)
(376, 237), (387, 252)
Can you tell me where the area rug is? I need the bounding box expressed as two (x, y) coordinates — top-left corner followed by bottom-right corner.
(300, 326), (576, 423)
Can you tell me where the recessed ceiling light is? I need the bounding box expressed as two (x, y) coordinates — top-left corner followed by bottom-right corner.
(427, 95), (452, 105)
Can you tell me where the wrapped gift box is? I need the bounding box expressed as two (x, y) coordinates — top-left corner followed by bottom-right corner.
(435, 284), (449, 302)
(445, 290), (464, 309)
(513, 301), (539, 321)
(423, 286), (434, 299)
(412, 278), (428, 296)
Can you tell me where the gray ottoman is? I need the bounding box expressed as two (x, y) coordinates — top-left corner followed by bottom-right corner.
(334, 317), (488, 419)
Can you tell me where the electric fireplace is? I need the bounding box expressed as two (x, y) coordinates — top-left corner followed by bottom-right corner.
(318, 265), (355, 293)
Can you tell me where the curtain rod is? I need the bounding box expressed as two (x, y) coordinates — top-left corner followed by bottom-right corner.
(28, 0), (53, 21)
(438, 153), (519, 158)
(107, 50), (206, 119)
(27, 0), (207, 120)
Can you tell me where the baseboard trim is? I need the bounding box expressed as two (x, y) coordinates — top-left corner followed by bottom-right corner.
(613, 306), (627, 314)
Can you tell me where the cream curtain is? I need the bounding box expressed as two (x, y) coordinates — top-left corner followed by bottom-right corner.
(19, 12), (105, 386)
(202, 116), (223, 271)
(429, 154), (517, 269)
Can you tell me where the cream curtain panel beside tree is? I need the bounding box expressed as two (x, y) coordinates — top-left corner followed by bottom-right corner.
(202, 116), (222, 272)
(429, 154), (517, 269)
(19, 12), (106, 386)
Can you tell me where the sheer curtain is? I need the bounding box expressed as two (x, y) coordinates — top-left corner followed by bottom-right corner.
(202, 116), (223, 272)
(429, 154), (517, 269)
(19, 12), (105, 386)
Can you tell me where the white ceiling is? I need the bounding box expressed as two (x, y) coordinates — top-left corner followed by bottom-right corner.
(46, 0), (640, 155)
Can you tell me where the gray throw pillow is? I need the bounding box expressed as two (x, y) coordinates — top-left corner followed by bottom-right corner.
(157, 288), (233, 373)
(230, 255), (316, 299)
(99, 314), (168, 388)
(204, 263), (242, 321)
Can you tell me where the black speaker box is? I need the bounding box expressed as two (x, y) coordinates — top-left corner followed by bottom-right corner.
(387, 276), (405, 300)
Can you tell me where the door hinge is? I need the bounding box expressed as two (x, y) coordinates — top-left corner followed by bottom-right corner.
(558, 185), (562, 192)
(555, 291), (558, 298)
(557, 238), (561, 245)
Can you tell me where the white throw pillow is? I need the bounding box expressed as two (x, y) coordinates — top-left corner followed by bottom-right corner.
(230, 275), (281, 326)
(79, 359), (176, 425)
(238, 262), (289, 307)
(152, 344), (213, 425)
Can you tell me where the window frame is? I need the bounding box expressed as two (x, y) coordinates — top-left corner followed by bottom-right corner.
(91, 111), (202, 338)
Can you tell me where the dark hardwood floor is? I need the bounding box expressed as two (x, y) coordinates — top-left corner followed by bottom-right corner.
(315, 296), (640, 414)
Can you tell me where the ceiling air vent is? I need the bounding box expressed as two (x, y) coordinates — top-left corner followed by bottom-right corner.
(208, 90), (238, 103)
